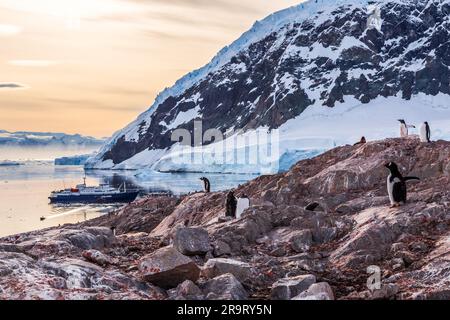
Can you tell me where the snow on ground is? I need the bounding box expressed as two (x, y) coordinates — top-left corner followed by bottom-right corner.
(161, 106), (202, 132)
(89, 93), (450, 174)
(112, 149), (168, 170)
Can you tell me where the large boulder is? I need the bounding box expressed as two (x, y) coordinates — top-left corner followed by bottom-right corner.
(202, 258), (252, 283)
(270, 274), (317, 300)
(59, 227), (116, 250)
(138, 246), (200, 289)
(213, 240), (232, 257)
(290, 231), (313, 253)
(202, 274), (248, 300)
(173, 227), (211, 256)
(292, 282), (335, 300)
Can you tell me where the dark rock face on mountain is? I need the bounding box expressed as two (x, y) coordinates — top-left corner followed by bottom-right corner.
(89, 0), (450, 169)
(1, 136), (449, 300)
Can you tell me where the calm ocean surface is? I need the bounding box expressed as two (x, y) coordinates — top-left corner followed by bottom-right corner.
(0, 162), (256, 237)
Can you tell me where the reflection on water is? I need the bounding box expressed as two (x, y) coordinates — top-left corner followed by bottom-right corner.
(0, 161), (257, 237)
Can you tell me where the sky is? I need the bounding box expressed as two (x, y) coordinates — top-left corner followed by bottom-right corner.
(0, 0), (301, 138)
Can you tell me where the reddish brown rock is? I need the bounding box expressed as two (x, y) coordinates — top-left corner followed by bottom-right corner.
(138, 246), (200, 289)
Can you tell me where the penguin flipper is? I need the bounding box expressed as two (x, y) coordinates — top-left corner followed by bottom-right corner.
(404, 176), (420, 182)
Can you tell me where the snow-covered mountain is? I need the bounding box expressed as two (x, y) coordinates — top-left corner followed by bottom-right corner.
(87, 0), (450, 173)
(0, 130), (104, 148)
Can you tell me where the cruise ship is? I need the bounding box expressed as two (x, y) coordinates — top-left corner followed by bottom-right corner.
(49, 178), (139, 204)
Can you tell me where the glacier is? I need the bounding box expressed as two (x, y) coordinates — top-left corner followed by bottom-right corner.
(86, 0), (450, 174)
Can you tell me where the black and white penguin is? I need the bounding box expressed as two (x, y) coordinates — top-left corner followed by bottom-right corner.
(353, 136), (367, 146)
(398, 119), (415, 138)
(225, 191), (237, 218)
(419, 122), (431, 143)
(385, 162), (420, 208)
(236, 194), (250, 219)
(200, 177), (211, 193)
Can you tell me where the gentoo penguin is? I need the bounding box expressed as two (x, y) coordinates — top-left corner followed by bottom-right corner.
(353, 136), (367, 146)
(398, 119), (415, 138)
(236, 194), (250, 219)
(419, 122), (431, 143)
(225, 191), (237, 218)
(305, 202), (320, 212)
(200, 177), (211, 193)
(385, 162), (420, 208)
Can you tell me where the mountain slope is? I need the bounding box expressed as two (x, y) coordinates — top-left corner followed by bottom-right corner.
(87, 0), (450, 172)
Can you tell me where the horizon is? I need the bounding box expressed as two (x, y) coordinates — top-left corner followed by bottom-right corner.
(0, 0), (301, 138)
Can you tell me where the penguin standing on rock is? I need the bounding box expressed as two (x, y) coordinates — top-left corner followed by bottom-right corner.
(398, 119), (415, 138)
(225, 191), (237, 218)
(353, 136), (367, 146)
(200, 177), (211, 193)
(419, 122), (431, 143)
(385, 162), (420, 208)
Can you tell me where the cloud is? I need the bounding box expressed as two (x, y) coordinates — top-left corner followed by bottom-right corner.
(127, 0), (261, 15)
(0, 24), (22, 36)
(8, 60), (62, 67)
(0, 83), (27, 90)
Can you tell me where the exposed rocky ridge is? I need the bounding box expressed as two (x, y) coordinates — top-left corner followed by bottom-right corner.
(1, 136), (449, 300)
(87, 0), (450, 170)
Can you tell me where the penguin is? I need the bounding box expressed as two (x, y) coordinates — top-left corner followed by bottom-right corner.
(200, 177), (211, 193)
(305, 202), (320, 212)
(353, 136), (367, 146)
(236, 194), (250, 219)
(385, 162), (420, 208)
(419, 122), (431, 143)
(225, 191), (237, 218)
(398, 120), (415, 138)
(110, 226), (117, 237)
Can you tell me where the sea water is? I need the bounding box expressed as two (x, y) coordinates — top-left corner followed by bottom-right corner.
(0, 161), (256, 237)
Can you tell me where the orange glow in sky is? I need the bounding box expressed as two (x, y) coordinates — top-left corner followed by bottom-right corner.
(0, 0), (301, 137)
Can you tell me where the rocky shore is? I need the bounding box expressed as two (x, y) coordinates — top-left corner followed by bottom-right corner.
(1, 136), (449, 300)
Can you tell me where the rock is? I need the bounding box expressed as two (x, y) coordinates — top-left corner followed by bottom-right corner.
(290, 230), (313, 253)
(82, 250), (114, 267)
(394, 251), (416, 266)
(218, 216), (234, 223)
(202, 274), (248, 300)
(168, 280), (204, 300)
(391, 242), (408, 253)
(368, 284), (399, 300)
(269, 247), (287, 257)
(391, 258), (405, 271)
(139, 246), (200, 289)
(0, 243), (22, 253)
(410, 241), (428, 252)
(293, 282), (335, 300)
(270, 274), (317, 300)
(59, 227), (116, 250)
(213, 240), (231, 257)
(335, 204), (353, 215)
(173, 227), (211, 256)
(202, 258), (252, 283)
